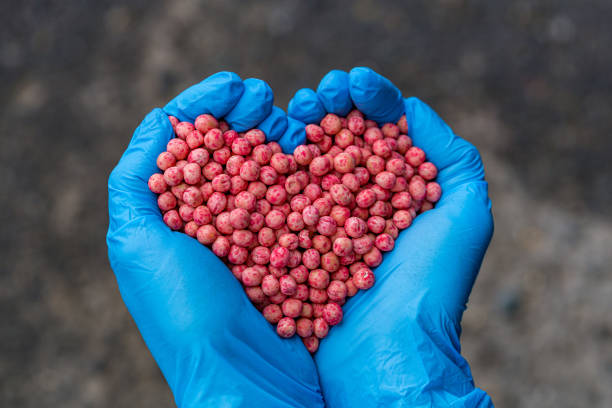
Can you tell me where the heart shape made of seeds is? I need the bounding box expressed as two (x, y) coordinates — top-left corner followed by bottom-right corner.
(147, 109), (441, 353)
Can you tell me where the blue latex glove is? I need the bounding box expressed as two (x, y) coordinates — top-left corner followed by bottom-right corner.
(107, 72), (324, 408)
(287, 68), (495, 407)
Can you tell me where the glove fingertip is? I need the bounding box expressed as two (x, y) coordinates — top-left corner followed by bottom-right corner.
(225, 78), (274, 132)
(349, 67), (404, 124)
(164, 72), (245, 121)
(316, 70), (352, 116)
(288, 88), (326, 124)
(278, 117), (306, 154)
(258, 106), (288, 142)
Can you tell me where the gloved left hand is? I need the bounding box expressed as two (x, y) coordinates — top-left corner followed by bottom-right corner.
(106, 72), (324, 408)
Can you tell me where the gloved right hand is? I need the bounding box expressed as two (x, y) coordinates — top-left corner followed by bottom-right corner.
(287, 68), (495, 408)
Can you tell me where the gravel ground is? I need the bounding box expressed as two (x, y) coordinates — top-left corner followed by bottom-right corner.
(1, 1), (611, 407)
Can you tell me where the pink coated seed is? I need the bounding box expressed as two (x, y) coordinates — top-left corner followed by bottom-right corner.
(270, 153), (290, 174)
(355, 189), (376, 208)
(194, 114), (218, 134)
(309, 288), (328, 304)
(203, 162), (223, 180)
(363, 247), (383, 267)
(309, 156), (332, 177)
(286, 212), (305, 231)
(235, 191), (256, 211)
(266, 185), (287, 205)
(245, 286), (265, 304)
(207, 192), (227, 214)
(312, 235), (332, 254)
(418, 162), (438, 180)
(367, 216), (386, 234)
(228, 245), (248, 264)
(345, 217), (367, 238)
(252, 246), (271, 265)
(148, 173), (167, 194)
(167, 139), (190, 160)
(370, 201), (393, 217)
(405, 146), (426, 167)
(163, 166), (183, 187)
(353, 267), (375, 289)
(276, 317), (296, 338)
(316, 216), (337, 236)
(186, 129), (205, 149)
(345, 278), (358, 297)
(182, 186), (203, 207)
(391, 191), (412, 209)
(213, 147), (231, 165)
(174, 121), (195, 139)
(308, 269), (330, 290)
(262, 274), (280, 296)
(279, 274), (297, 296)
(321, 252), (340, 272)
(331, 266), (350, 282)
(178, 204), (195, 222)
(184, 221), (198, 237)
(245, 129), (266, 146)
(296, 318), (314, 338)
(375, 233), (395, 252)
(322, 302), (343, 326)
(352, 235), (374, 255)
(230, 176), (248, 195)
(375, 171), (396, 190)
(366, 155), (386, 175)
(313, 318), (329, 338)
(270, 246), (290, 268)
(196, 225), (218, 245)
(409, 177), (427, 201)
(163, 210), (182, 230)
(292, 283), (309, 301)
(290, 265), (309, 283)
(211, 174), (231, 192)
(293, 145), (314, 165)
(157, 151), (177, 171)
(282, 298), (303, 318)
(302, 248), (321, 270)
(327, 280), (348, 301)
(263, 304), (283, 324)
(426, 182), (442, 202)
(265, 210), (286, 230)
(222, 129), (238, 146)
(305, 124), (325, 142)
(240, 160), (260, 182)
(393, 210), (413, 229)
(334, 129), (354, 149)
(225, 155), (245, 175)
(320, 113), (342, 135)
(212, 236), (231, 257)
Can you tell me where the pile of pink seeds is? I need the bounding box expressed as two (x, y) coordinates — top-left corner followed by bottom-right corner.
(148, 109), (441, 353)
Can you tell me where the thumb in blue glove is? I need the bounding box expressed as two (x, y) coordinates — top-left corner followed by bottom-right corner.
(107, 72), (324, 408)
(287, 67), (494, 407)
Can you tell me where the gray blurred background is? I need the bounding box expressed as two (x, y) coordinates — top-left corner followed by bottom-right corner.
(2, 1), (611, 407)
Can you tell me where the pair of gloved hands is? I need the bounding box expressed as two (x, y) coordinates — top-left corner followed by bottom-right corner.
(107, 68), (494, 408)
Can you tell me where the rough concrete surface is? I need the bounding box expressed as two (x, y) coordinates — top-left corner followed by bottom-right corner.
(1, 1), (611, 407)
